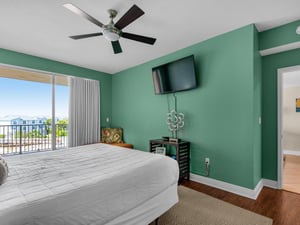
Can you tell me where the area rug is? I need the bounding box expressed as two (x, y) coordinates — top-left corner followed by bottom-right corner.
(151, 185), (272, 225)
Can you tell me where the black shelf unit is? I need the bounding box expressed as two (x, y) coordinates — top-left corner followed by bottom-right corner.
(149, 139), (190, 181)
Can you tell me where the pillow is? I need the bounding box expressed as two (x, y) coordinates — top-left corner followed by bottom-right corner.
(101, 128), (123, 144)
(0, 155), (8, 185)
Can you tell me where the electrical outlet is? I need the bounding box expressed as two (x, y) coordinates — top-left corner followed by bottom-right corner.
(205, 157), (210, 165)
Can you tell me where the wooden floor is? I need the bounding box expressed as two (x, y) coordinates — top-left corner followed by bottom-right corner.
(182, 180), (300, 225)
(283, 154), (300, 194)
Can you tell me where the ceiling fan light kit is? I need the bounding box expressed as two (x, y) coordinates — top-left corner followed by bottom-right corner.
(63, 3), (156, 54)
(103, 28), (120, 41)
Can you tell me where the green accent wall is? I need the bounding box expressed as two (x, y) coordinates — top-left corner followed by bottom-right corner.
(0, 48), (112, 126)
(259, 20), (300, 50)
(260, 20), (300, 181)
(253, 28), (262, 185)
(112, 24), (261, 189)
(262, 49), (300, 180)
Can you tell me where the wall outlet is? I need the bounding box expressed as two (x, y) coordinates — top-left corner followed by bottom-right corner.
(205, 157), (210, 165)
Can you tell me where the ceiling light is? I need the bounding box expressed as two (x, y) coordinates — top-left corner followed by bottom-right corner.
(296, 26), (300, 35)
(103, 28), (120, 41)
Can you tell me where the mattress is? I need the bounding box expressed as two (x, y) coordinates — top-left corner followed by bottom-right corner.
(0, 143), (179, 225)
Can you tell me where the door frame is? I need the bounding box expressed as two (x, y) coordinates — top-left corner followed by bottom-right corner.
(277, 65), (300, 189)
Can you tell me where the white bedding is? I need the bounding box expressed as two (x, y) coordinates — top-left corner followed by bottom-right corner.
(0, 143), (179, 225)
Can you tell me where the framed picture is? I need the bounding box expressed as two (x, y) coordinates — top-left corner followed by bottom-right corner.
(296, 98), (300, 112)
(155, 147), (166, 155)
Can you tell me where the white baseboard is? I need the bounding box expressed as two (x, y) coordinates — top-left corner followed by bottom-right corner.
(283, 149), (300, 156)
(190, 173), (277, 200)
(261, 179), (278, 189)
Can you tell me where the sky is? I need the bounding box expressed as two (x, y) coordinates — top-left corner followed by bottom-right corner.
(0, 77), (69, 118)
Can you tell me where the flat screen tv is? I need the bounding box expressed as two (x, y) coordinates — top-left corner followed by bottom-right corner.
(152, 55), (197, 94)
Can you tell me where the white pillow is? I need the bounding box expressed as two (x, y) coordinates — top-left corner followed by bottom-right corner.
(0, 156), (8, 185)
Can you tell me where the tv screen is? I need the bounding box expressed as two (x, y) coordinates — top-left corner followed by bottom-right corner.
(152, 55), (197, 94)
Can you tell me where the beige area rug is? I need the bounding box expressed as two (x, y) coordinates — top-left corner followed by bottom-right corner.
(150, 186), (272, 225)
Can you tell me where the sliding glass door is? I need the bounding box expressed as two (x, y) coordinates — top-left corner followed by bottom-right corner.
(0, 66), (69, 154)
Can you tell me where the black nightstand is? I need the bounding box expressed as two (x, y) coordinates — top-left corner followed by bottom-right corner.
(149, 139), (190, 181)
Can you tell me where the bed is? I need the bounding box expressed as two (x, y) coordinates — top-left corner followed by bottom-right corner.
(0, 143), (179, 225)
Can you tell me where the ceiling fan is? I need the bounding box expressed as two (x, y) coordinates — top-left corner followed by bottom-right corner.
(63, 3), (156, 54)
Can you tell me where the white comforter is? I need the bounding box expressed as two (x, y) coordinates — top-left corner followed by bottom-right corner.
(0, 143), (179, 225)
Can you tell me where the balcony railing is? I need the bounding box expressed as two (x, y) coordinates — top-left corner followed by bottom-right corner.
(0, 124), (68, 155)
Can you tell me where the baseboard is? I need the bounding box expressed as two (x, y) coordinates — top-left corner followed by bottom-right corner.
(261, 178), (278, 189)
(190, 173), (277, 200)
(283, 149), (300, 156)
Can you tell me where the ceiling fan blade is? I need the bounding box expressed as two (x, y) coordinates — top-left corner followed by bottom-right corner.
(114, 4), (144, 30)
(111, 41), (122, 54)
(121, 32), (156, 45)
(63, 3), (104, 28)
(70, 32), (103, 40)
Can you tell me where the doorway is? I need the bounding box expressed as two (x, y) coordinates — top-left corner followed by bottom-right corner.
(278, 65), (300, 194)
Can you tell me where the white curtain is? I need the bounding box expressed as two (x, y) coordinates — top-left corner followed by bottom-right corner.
(68, 77), (100, 147)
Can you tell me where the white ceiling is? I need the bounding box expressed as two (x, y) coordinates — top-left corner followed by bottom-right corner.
(0, 0), (300, 74)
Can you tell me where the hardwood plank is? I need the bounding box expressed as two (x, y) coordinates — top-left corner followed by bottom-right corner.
(283, 154), (300, 194)
(182, 180), (300, 225)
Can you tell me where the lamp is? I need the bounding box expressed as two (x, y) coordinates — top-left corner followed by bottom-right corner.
(103, 27), (120, 41)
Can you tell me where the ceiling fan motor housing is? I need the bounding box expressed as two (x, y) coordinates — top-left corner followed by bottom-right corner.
(103, 9), (120, 41)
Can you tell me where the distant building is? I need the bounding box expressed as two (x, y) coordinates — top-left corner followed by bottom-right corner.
(10, 116), (48, 135)
(10, 116), (47, 125)
(0, 116), (49, 137)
